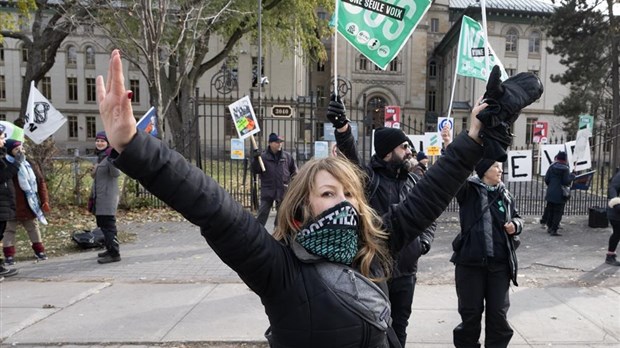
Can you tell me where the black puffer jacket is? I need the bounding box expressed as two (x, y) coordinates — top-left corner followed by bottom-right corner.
(251, 148), (297, 201)
(336, 127), (435, 277)
(544, 161), (575, 204)
(607, 171), (620, 221)
(451, 177), (523, 285)
(0, 149), (19, 222)
(112, 131), (482, 348)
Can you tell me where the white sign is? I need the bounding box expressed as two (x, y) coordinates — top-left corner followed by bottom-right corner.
(424, 132), (441, 156)
(407, 134), (425, 153)
(507, 150), (532, 182)
(566, 138), (592, 172)
(437, 117), (454, 142)
(230, 138), (245, 160)
(314, 141), (329, 159)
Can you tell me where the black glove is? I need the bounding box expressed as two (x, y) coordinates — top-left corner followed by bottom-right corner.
(477, 65), (544, 161)
(251, 149), (261, 159)
(326, 93), (349, 129)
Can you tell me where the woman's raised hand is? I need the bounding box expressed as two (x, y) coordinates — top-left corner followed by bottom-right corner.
(96, 49), (137, 153)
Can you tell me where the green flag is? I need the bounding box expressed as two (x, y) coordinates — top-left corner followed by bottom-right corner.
(336, 0), (432, 70)
(0, 121), (25, 142)
(456, 15), (508, 81)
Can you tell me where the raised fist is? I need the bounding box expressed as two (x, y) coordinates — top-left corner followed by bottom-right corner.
(326, 93), (349, 129)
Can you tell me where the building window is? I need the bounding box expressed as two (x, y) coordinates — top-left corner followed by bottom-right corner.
(505, 28), (518, 53)
(40, 77), (52, 100)
(529, 31), (541, 54)
(317, 11), (327, 20)
(427, 90), (436, 112)
(525, 117), (538, 144)
(316, 85), (326, 107)
(0, 75), (5, 100)
(359, 55), (368, 71)
(0, 43), (4, 63)
(85, 78), (96, 102)
(317, 62), (325, 72)
(68, 115), (78, 139)
(0, 114), (5, 121)
(506, 68), (517, 76)
(388, 57), (400, 72)
(67, 45), (77, 65)
(85, 46), (96, 65)
(21, 46), (28, 62)
(251, 56), (264, 87)
(430, 18), (439, 33)
(67, 77), (78, 101)
(429, 60), (437, 78)
(129, 79), (140, 103)
(86, 116), (96, 138)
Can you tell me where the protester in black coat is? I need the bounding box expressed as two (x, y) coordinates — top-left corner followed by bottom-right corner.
(0, 131), (20, 278)
(605, 170), (620, 266)
(251, 133), (297, 227)
(451, 160), (523, 348)
(331, 120), (435, 347)
(96, 49), (491, 348)
(544, 151), (575, 236)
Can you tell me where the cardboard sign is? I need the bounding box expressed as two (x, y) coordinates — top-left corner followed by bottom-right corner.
(507, 150), (532, 182)
(532, 121), (548, 144)
(228, 96), (261, 140)
(384, 105), (401, 128)
(230, 138), (245, 160)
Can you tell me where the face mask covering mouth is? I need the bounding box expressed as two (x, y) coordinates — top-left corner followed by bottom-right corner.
(295, 201), (360, 265)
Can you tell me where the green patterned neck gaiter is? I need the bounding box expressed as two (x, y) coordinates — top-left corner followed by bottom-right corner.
(295, 201), (360, 265)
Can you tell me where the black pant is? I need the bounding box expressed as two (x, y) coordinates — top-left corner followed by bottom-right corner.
(453, 263), (513, 348)
(256, 197), (281, 227)
(541, 202), (551, 223)
(609, 219), (620, 253)
(389, 274), (416, 347)
(96, 215), (119, 256)
(545, 202), (566, 233)
(0, 220), (6, 263)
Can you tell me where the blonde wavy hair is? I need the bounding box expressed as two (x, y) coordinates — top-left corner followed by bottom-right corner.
(273, 156), (392, 280)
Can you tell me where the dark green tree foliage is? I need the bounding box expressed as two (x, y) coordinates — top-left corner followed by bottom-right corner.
(543, 0), (612, 136)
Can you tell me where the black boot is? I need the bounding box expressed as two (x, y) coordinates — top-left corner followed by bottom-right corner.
(97, 250), (110, 258)
(549, 230), (562, 236)
(605, 254), (620, 266)
(98, 254), (121, 264)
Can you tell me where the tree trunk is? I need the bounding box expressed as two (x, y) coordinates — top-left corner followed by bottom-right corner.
(610, 0), (620, 171)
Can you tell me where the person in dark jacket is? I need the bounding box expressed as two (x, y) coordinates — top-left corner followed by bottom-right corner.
(411, 151), (428, 178)
(252, 132), (297, 226)
(2, 139), (50, 265)
(605, 169), (620, 266)
(451, 159), (523, 348)
(90, 131), (121, 264)
(327, 108), (435, 346)
(95, 50), (535, 348)
(544, 151), (575, 236)
(0, 130), (20, 278)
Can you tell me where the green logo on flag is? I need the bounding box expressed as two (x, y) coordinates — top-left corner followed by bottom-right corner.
(337, 0), (432, 70)
(456, 15), (508, 81)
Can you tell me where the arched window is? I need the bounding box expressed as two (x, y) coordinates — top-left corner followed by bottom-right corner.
(85, 46), (96, 65)
(359, 55), (368, 71)
(505, 28), (518, 53)
(528, 31), (541, 54)
(67, 45), (77, 65)
(21, 46), (28, 63)
(388, 56), (400, 72)
(367, 96), (387, 131)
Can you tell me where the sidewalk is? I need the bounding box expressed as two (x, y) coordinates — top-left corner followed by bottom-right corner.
(1, 213), (619, 347)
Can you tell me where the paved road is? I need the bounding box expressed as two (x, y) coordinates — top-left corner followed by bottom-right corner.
(1, 212), (619, 347)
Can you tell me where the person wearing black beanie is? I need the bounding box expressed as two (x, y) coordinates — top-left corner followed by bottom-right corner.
(329, 100), (434, 347)
(452, 159), (523, 348)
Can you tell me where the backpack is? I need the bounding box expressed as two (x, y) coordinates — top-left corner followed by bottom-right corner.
(71, 227), (105, 249)
(314, 262), (402, 348)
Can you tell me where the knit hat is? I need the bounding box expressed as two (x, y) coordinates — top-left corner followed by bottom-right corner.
(268, 133), (284, 143)
(416, 151), (428, 162)
(555, 151), (567, 161)
(4, 139), (22, 154)
(475, 159), (496, 178)
(374, 127), (410, 159)
(96, 131), (108, 142)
